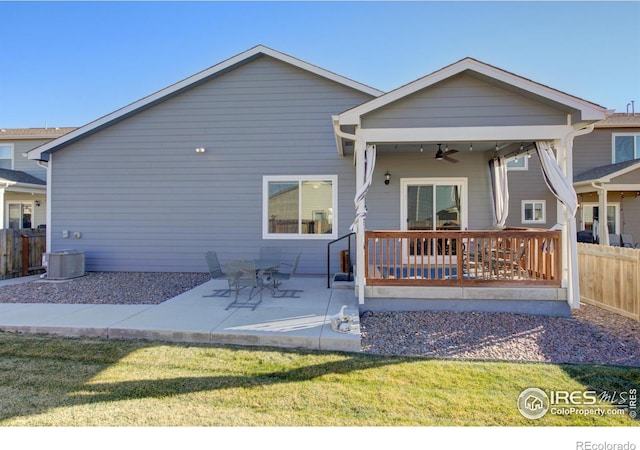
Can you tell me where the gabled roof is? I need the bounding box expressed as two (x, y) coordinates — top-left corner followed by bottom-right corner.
(27, 45), (383, 160)
(338, 57), (607, 126)
(574, 158), (640, 184)
(0, 168), (46, 186)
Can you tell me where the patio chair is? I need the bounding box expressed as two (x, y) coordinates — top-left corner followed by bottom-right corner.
(621, 234), (639, 248)
(224, 259), (263, 310)
(462, 239), (483, 279)
(203, 251), (231, 297)
(271, 252), (302, 297)
(204, 251), (226, 279)
(609, 234), (622, 247)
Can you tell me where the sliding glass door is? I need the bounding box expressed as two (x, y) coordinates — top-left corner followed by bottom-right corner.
(401, 178), (467, 262)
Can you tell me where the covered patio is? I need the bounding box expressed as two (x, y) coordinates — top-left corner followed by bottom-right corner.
(332, 58), (607, 313)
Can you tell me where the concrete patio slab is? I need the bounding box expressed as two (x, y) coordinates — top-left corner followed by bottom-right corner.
(0, 275), (361, 353)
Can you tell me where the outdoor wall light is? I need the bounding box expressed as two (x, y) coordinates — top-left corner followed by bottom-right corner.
(195, 147), (206, 153)
(35, 201), (41, 207)
(384, 171), (391, 185)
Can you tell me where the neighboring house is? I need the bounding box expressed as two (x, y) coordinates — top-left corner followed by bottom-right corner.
(573, 113), (640, 246)
(0, 128), (75, 230)
(27, 46), (608, 315)
(504, 113), (640, 247)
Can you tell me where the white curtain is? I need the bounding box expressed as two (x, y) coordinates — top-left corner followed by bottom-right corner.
(350, 144), (376, 233)
(535, 141), (580, 308)
(489, 156), (509, 228)
(535, 141), (578, 215)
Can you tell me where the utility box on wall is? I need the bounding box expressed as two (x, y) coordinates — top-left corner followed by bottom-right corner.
(44, 250), (85, 280)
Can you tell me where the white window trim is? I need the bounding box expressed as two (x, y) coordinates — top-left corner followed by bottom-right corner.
(521, 200), (546, 224)
(506, 156), (528, 171)
(400, 177), (469, 230)
(263, 175), (338, 240)
(6, 201), (34, 229)
(581, 202), (621, 235)
(0, 143), (14, 170)
(612, 132), (640, 163)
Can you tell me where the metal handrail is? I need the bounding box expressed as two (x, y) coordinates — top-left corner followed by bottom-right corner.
(327, 232), (355, 288)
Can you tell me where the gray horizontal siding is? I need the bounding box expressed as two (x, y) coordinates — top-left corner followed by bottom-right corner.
(573, 128), (615, 175)
(504, 156), (558, 228)
(362, 73), (568, 129)
(50, 55), (372, 274)
(0, 139), (48, 181)
(364, 150), (495, 231)
(574, 127), (640, 177)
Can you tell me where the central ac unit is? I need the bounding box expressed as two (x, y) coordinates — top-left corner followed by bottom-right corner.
(45, 250), (85, 280)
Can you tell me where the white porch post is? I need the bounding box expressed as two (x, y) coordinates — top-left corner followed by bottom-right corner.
(554, 139), (579, 308)
(354, 139), (366, 304)
(597, 186), (609, 245)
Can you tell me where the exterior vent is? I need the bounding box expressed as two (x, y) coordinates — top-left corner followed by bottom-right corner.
(45, 250), (85, 280)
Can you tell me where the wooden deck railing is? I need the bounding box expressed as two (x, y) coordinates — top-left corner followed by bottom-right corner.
(365, 229), (562, 287)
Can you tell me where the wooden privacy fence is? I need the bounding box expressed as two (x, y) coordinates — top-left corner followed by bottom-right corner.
(578, 243), (640, 322)
(0, 229), (46, 280)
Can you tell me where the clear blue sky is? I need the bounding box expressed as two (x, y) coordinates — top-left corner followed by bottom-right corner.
(1, 1), (639, 128)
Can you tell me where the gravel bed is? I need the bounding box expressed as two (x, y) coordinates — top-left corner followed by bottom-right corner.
(360, 306), (640, 367)
(0, 272), (210, 305)
(0, 272), (638, 367)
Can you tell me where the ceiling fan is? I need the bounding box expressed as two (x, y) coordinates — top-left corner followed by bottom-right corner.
(435, 144), (459, 163)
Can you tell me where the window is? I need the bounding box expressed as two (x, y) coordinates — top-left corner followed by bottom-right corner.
(7, 202), (33, 229)
(581, 203), (619, 235)
(613, 133), (640, 163)
(0, 144), (13, 169)
(507, 156), (528, 171)
(522, 200), (545, 224)
(263, 175), (337, 239)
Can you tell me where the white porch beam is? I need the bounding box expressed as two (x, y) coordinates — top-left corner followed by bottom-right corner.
(575, 183), (640, 194)
(604, 184), (640, 192)
(358, 125), (574, 143)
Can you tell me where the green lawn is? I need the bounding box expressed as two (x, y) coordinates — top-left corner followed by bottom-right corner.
(0, 332), (637, 426)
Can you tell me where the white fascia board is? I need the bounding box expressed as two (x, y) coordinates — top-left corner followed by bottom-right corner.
(358, 125), (574, 143)
(259, 47), (383, 97)
(4, 184), (46, 194)
(575, 182), (640, 193)
(27, 45), (383, 160)
(461, 60), (607, 121)
(339, 58), (607, 125)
